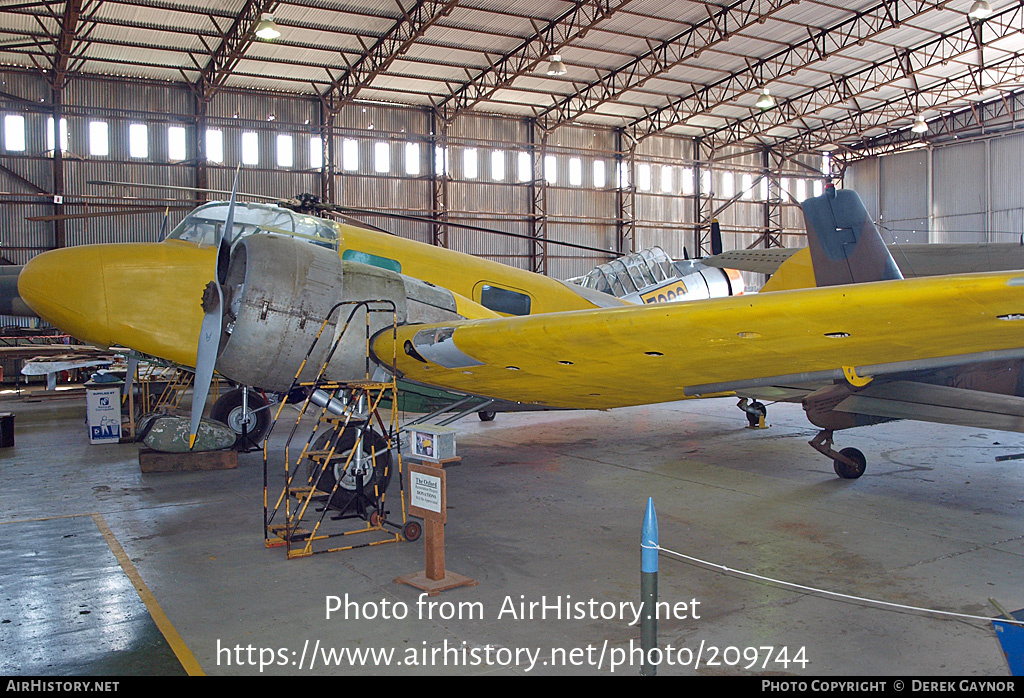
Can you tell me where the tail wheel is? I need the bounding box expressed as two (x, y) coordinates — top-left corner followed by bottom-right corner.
(210, 388), (270, 450)
(310, 428), (393, 507)
(478, 410), (496, 422)
(833, 447), (866, 479)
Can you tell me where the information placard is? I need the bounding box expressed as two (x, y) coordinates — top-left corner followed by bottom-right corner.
(408, 463), (446, 523)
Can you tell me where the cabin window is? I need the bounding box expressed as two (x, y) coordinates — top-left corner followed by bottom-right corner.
(342, 250), (402, 274)
(479, 284), (532, 316)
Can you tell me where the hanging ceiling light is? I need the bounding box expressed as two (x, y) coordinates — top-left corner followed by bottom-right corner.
(968, 0), (993, 18)
(546, 54), (567, 76)
(255, 14), (281, 40)
(911, 115), (929, 133)
(755, 87), (774, 110)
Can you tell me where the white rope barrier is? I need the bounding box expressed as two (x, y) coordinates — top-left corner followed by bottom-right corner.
(643, 542), (1024, 627)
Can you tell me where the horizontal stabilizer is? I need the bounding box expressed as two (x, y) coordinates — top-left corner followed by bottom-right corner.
(836, 381), (1024, 433)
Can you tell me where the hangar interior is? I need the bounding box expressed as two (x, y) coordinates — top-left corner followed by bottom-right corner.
(3, 0), (1024, 677)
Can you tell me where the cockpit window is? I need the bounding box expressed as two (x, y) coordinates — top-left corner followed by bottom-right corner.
(168, 202), (338, 250)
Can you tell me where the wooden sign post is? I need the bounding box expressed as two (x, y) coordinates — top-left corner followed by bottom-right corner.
(395, 462), (477, 596)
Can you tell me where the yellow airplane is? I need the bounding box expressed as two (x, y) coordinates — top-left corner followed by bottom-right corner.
(17, 184), (1024, 478)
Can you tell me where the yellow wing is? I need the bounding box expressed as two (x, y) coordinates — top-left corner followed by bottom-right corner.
(376, 271), (1024, 410)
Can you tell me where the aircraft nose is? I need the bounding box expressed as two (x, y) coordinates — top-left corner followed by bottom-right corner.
(19, 246), (112, 347)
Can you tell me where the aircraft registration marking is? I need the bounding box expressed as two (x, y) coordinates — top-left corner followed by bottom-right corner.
(640, 280), (689, 304)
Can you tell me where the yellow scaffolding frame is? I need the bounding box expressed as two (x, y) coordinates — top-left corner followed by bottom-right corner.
(262, 300), (408, 559)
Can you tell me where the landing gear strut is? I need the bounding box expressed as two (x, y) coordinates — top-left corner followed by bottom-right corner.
(809, 429), (866, 479)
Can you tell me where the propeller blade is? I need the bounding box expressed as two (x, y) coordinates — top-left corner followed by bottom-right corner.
(710, 218), (723, 256)
(158, 207), (169, 242)
(123, 352), (139, 402)
(189, 282), (223, 450)
(188, 167), (239, 449)
(217, 167), (240, 285)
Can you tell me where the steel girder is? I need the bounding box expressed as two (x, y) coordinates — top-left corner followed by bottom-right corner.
(322, 0), (460, 111)
(624, 0), (945, 143)
(436, 0), (628, 122)
(192, 0), (280, 99)
(535, 0), (794, 131)
(704, 4), (1024, 151)
(775, 51), (1024, 157)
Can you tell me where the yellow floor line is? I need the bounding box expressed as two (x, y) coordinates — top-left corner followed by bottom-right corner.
(90, 513), (205, 676)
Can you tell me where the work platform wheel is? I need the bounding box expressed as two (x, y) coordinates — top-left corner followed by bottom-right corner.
(833, 447), (866, 479)
(478, 410), (496, 422)
(211, 388), (270, 450)
(311, 428), (394, 504)
(402, 521), (422, 542)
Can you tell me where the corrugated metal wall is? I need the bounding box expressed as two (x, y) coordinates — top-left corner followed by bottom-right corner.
(845, 133), (1024, 247)
(2, 69), (827, 287)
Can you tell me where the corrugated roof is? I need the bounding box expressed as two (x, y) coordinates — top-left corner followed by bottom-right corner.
(0, 0), (1019, 154)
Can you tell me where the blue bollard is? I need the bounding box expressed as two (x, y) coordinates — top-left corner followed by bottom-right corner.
(641, 497), (658, 676)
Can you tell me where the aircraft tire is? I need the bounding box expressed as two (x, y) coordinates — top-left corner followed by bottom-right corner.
(210, 388), (271, 450)
(311, 428), (393, 508)
(833, 447), (866, 479)
(478, 410), (496, 422)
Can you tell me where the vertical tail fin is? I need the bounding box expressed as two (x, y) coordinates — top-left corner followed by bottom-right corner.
(802, 185), (903, 287)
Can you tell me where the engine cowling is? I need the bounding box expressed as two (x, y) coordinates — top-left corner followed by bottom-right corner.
(214, 234), (461, 391)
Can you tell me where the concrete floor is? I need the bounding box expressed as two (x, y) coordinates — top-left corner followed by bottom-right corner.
(2, 393), (1024, 676)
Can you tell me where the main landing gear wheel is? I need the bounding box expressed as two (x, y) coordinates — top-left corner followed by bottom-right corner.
(310, 428), (393, 507)
(833, 447), (866, 479)
(478, 410), (496, 422)
(210, 388), (270, 450)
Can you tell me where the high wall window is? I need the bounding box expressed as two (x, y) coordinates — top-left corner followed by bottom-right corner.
(463, 148), (478, 179)
(128, 123), (147, 159)
(4, 114), (25, 152)
(310, 136), (323, 170)
(277, 134), (293, 168)
(813, 179), (824, 197)
(741, 173), (753, 200)
(721, 171), (734, 198)
(660, 165), (673, 194)
(681, 168), (694, 195)
(434, 145), (449, 176)
(517, 151), (531, 182)
(544, 154), (557, 184)
(343, 138), (359, 171)
(617, 161), (629, 189)
(637, 163), (651, 191)
(593, 160), (605, 188)
(168, 125), (187, 161)
(48, 116), (69, 153)
(700, 170), (711, 194)
(491, 150), (505, 181)
(760, 177), (769, 201)
(206, 129), (223, 163)
(568, 157), (582, 186)
(241, 131), (259, 165)
(795, 178), (806, 201)
(405, 142), (420, 175)
(374, 141), (390, 173)
(89, 121), (108, 157)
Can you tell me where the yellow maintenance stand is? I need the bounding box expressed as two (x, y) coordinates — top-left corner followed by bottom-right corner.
(263, 300), (416, 559)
